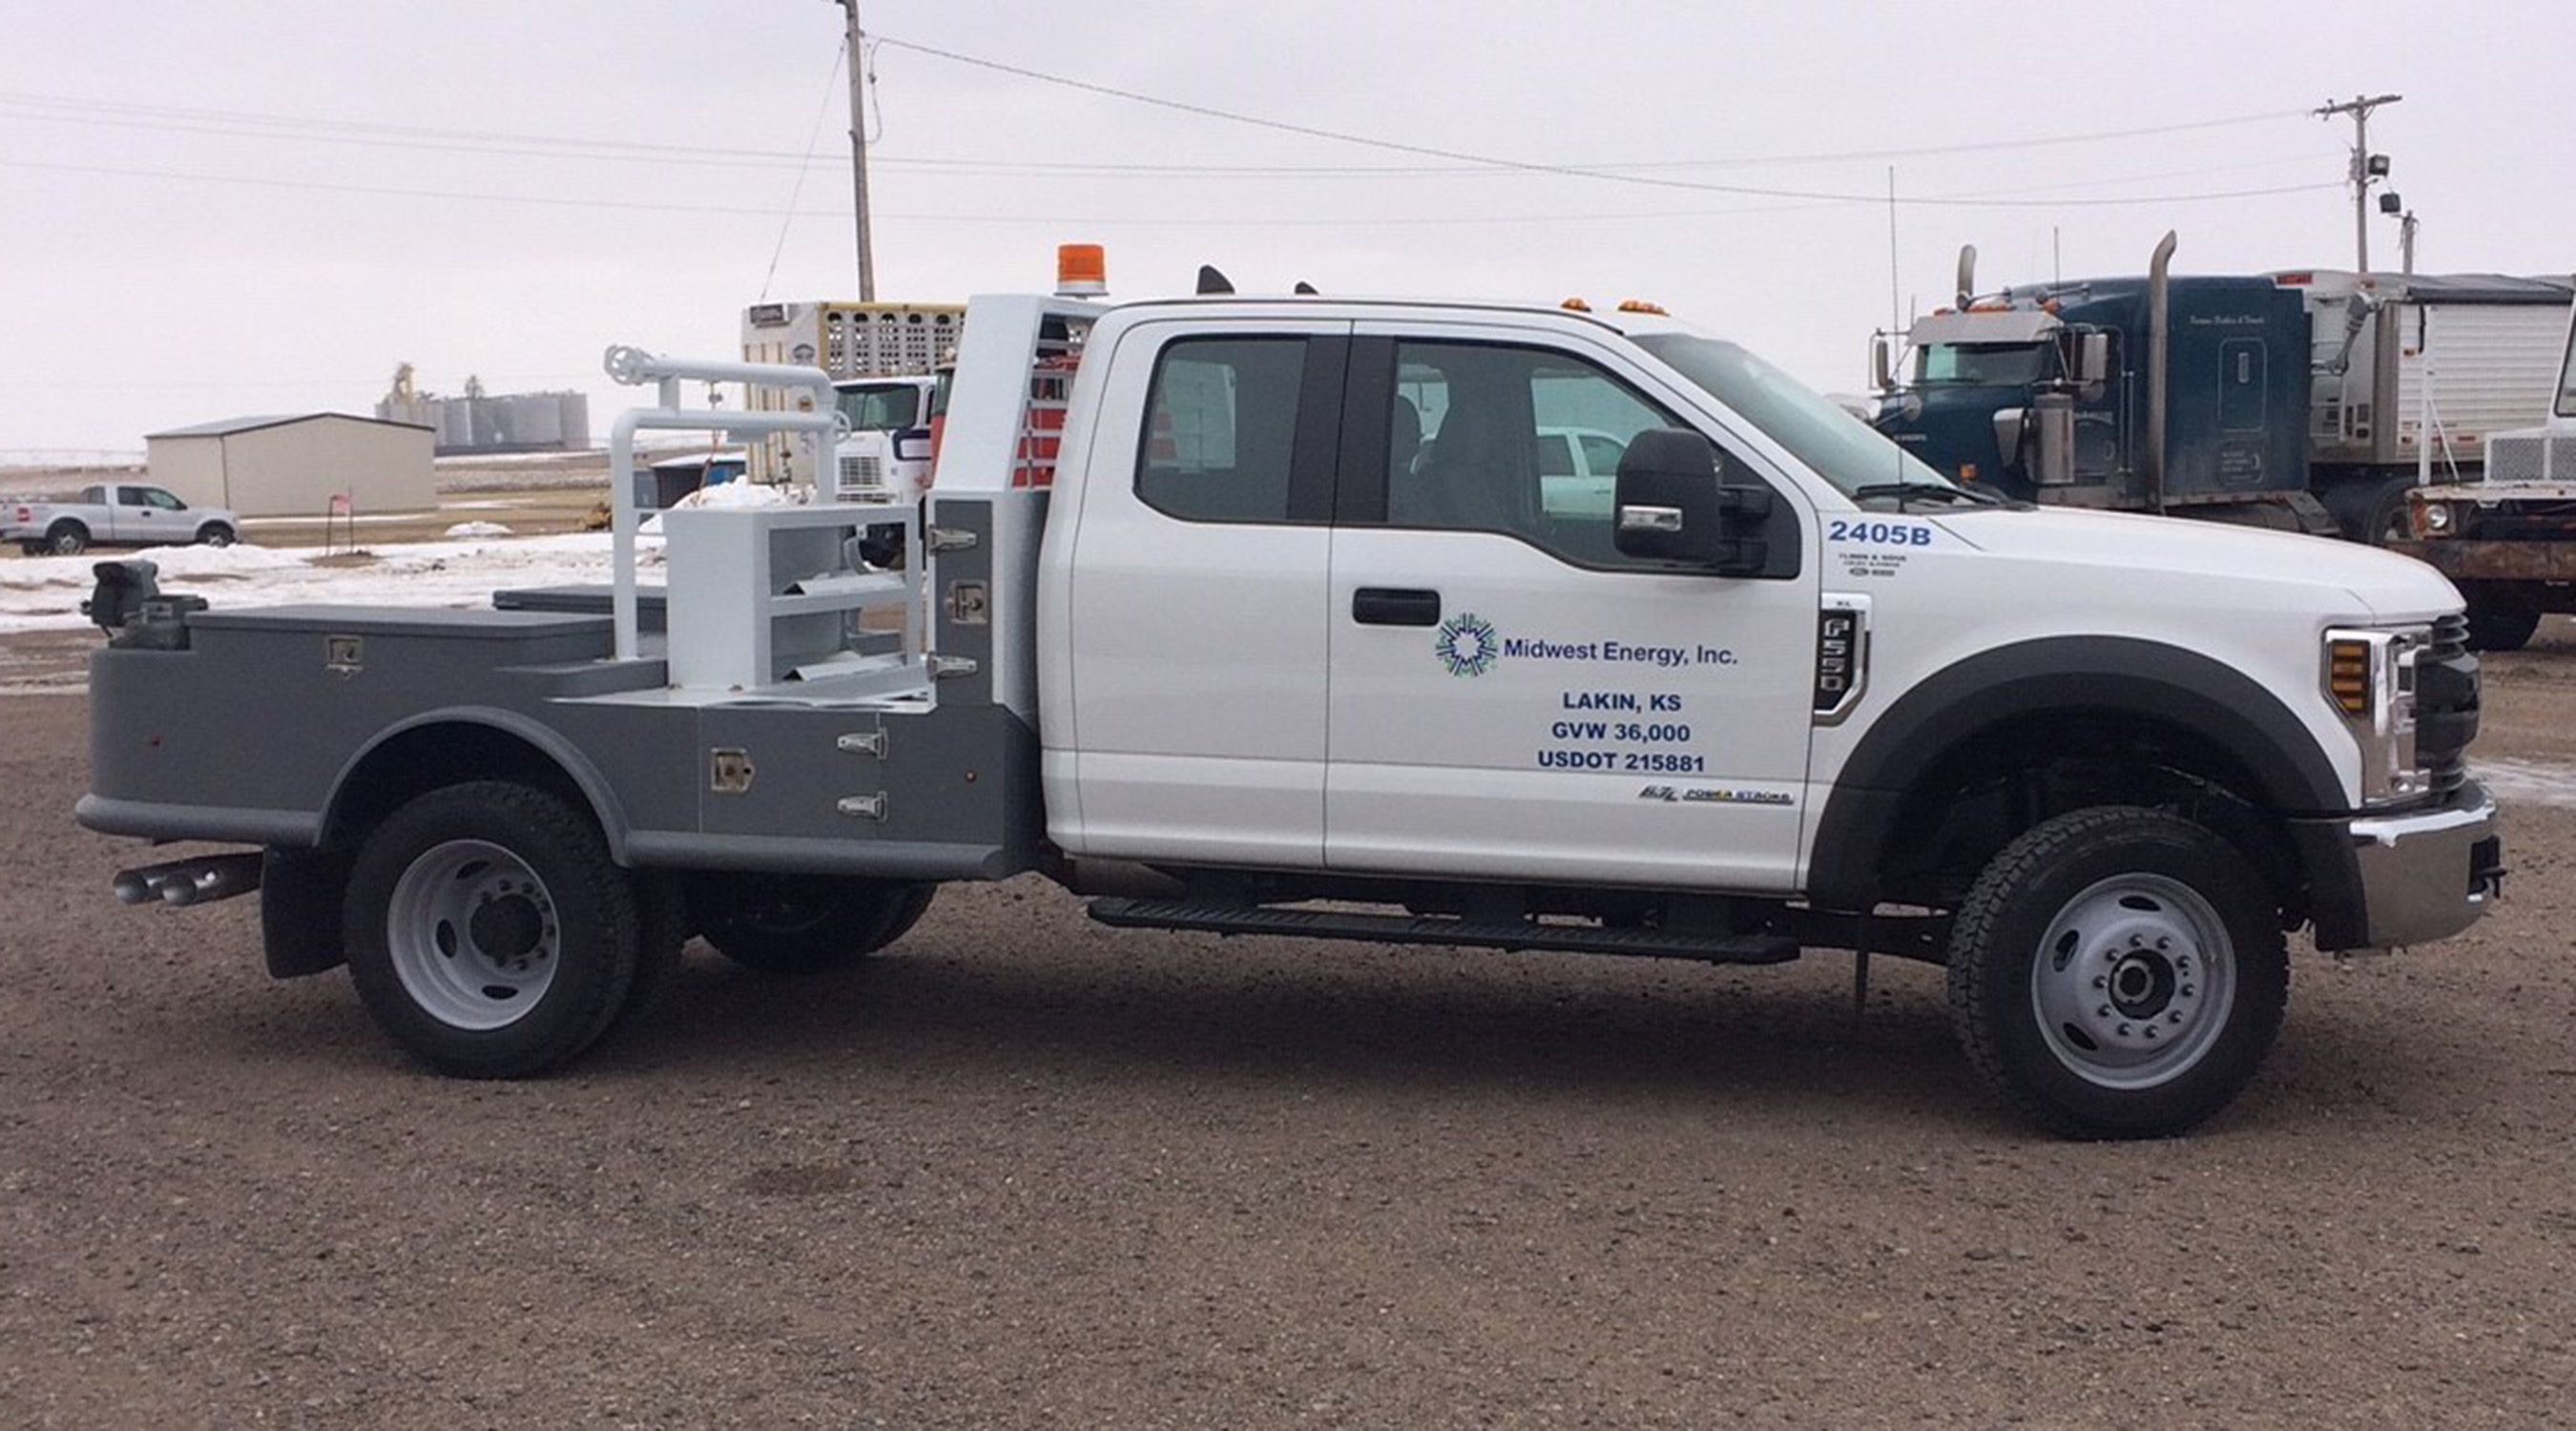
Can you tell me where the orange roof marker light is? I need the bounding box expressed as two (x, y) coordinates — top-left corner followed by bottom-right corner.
(1561, 298), (1593, 312)
(1056, 243), (1109, 298)
(1617, 299), (1669, 316)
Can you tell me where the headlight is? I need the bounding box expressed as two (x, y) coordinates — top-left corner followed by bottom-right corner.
(2420, 501), (2454, 535)
(2325, 627), (2428, 805)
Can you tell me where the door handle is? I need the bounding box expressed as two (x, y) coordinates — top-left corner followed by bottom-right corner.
(1353, 587), (1442, 627)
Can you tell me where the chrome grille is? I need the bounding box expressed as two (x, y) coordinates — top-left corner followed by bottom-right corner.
(2418, 613), (2477, 794)
(838, 453), (886, 496)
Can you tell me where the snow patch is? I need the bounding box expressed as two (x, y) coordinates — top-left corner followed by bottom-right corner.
(0, 532), (661, 633)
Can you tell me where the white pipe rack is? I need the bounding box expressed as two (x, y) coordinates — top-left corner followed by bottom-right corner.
(600, 344), (847, 662)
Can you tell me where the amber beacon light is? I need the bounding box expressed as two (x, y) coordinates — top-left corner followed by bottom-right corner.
(1056, 244), (1109, 297)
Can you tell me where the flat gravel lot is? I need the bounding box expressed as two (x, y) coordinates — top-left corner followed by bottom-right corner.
(5, 633), (2575, 1428)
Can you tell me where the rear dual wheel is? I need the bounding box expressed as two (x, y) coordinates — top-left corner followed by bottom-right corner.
(343, 782), (663, 1078)
(1947, 807), (2288, 1139)
(688, 872), (936, 974)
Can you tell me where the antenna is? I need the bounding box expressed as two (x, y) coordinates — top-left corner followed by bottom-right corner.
(1885, 167), (1901, 339)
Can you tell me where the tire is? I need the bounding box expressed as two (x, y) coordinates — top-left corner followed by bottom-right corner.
(197, 523), (237, 548)
(612, 870), (687, 1035)
(2321, 474), (2416, 547)
(1947, 807), (2288, 1139)
(2463, 592), (2542, 653)
(343, 781), (642, 1078)
(47, 523), (90, 556)
(689, 873), (937, 974)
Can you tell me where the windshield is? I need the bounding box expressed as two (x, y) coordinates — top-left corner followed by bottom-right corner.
(836, 384), (924, 432)
(2559, 314), (2575, 420)
(1633, 333), (1958, 499)
(1916, 342), (2052, 387)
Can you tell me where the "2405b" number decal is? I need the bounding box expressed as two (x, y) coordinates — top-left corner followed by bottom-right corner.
(1826, 520), (1932, 546)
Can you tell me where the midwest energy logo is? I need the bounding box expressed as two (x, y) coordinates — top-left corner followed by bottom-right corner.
(1434, 612), (1500, 677)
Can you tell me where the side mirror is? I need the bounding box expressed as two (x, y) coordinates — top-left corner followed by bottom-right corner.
(1613, 429), (1772, 575)
(1991, 406), (2028, 464)
(2074, 331), (2110, 385)
(1869, 333), (1895, 393)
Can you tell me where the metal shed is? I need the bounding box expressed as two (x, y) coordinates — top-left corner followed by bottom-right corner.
(144, 413), (435, 519)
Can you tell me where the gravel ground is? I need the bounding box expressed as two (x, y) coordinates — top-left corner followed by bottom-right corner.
(5, 632), (2575, 1428)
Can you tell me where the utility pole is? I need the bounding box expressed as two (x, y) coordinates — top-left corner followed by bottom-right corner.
(827, 0), (876, 301)
(2315, 93), (2400, 273)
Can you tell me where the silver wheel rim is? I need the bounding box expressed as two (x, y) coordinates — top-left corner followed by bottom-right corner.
(386, 839), (560, 1030)
(2028, 873), (2236, 1089)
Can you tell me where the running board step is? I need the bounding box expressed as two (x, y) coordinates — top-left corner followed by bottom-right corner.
(1086, 898), (1798, 964)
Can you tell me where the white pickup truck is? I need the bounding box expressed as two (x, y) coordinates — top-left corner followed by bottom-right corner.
(7, 483), (239, 555)
(77, 280), (2500, 1138)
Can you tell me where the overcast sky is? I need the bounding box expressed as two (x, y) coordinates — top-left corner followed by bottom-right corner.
(5, 0), (2570, 456)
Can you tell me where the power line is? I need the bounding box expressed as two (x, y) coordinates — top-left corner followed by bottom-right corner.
(868, 34), (2317, 207)
(0, 156), (2343, 223)
(0, 87), (2313, 183)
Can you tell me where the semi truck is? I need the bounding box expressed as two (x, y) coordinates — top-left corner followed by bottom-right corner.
(76, 252), (2501, 1139)
(1870, 238), (2571, 642)
(2386, 300), (2576, 649)
(738, 298), (964, 501)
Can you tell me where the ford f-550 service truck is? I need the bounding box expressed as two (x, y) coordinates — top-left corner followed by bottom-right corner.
(78, 260), (2501, 1138)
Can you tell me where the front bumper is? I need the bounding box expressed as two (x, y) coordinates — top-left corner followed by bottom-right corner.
(2318, 779), (2504, 950)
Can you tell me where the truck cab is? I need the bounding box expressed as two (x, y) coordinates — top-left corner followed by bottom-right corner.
(1873, 272), (2306, 514)
(830, 376), (939, 502)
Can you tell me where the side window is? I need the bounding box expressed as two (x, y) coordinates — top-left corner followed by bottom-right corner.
(1384, 341), (1715, 567)
(142, 487), (184, 510)
(1136, 337), (1306, 523)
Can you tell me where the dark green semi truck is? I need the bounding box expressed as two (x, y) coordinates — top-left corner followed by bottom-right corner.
(1869, 237), (2571, 645)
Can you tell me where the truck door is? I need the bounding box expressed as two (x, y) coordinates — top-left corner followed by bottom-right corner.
(1326, 324), (1819, 891)
(1055, 319), (1349, 866)
(113, 486), (173, 543)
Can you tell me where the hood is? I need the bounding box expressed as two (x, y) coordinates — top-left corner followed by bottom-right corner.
(1931, 505), (2461, 623)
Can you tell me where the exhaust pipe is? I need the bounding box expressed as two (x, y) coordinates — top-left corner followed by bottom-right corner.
(112, 852), (263, 908)
(2145, 230), (2178, 513)
(1955, 245), (1978, 308)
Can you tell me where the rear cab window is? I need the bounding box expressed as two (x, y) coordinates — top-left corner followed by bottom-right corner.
(1134, 338), (1308, 523)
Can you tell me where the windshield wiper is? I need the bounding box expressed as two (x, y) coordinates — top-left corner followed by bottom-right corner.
(1849, 481), (2003, 508)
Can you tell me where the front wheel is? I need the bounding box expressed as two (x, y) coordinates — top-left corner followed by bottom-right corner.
(197, 523), (237, 548)
(1947, 807), (2288, 1139)
(689, 873), (936, 974)
(343, 781), (643, 1077)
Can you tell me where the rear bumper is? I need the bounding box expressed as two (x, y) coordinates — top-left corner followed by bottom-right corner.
(2299, 779), (2503, 951)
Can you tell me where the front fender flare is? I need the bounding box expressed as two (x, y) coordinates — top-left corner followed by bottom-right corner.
(1804, 636), (2348, 911)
